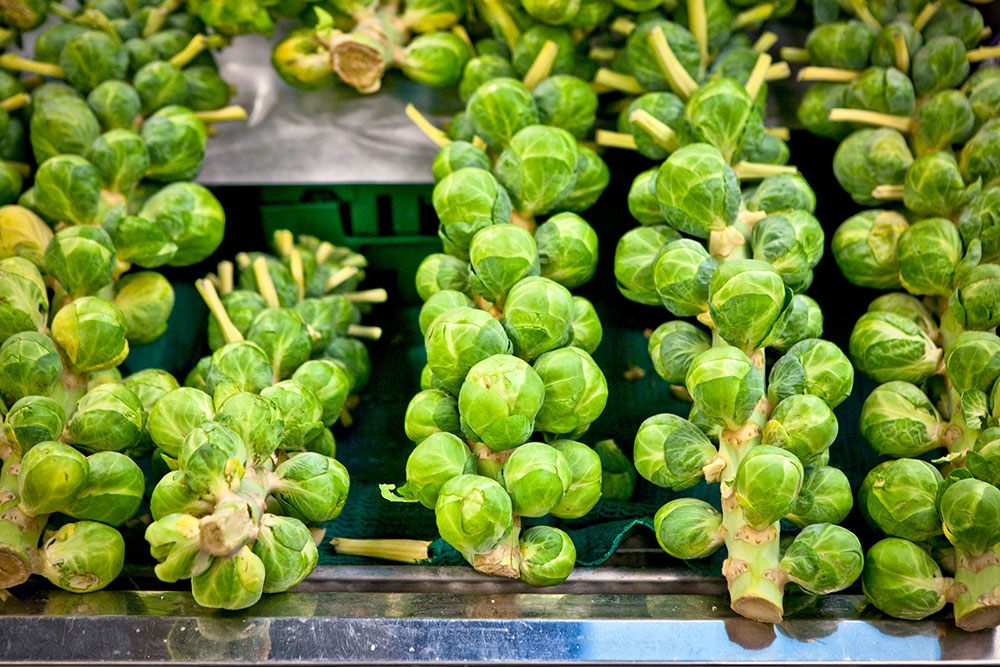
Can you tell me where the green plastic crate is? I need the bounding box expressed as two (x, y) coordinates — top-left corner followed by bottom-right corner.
(259, 184), (439, 304)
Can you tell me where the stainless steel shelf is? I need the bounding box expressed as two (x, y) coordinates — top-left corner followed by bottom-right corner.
(0, 566), (996, 665)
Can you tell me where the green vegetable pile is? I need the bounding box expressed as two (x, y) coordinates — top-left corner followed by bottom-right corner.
(789, 0), (1000, 632)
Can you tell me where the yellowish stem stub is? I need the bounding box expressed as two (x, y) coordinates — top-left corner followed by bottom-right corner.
(405, 103), (450, 148)
(744, 52), (771, 100)
(522, 40), (559, 90)
(648, 26), (698, 99)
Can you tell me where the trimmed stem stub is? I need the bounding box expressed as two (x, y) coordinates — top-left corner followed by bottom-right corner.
(472, 516), (521, 579)
(595, 129), (638, 150)
(797, 66), (860, 82)
(629, 109), (679, 152)
(522, 40), (559, 90)
(827, 108), (914, 132)
(648, 26), (698, 99)
(405, 104), (450, 147)
(331, 538), (431, 563)
(593, 68), (646, 95)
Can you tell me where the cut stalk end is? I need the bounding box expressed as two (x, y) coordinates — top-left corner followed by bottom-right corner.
(745, 53), (772, 100)
(628, 109), (679, 152)
(731, 596), (783, 624)
(649, 26), (698, 99)
(753, 32), (778, 54)
(290, 249), (306, 301)
(779, 47), (809, 63)
(0, 92), (29, 112)
(732, 161), (798, 180)
(345, 288), (388, 304)
(326, 266), (361, 292)
(522, 40), (559, 90)
(827, 107), (914, 132)
(0, 54), (64, 78)
(892, 32), (910, 74)
(218, 261), (235, 296)
(871, 184), (905, 200)
(195, 278), (244, 344)
(732, 3), (774, 31)
(764, 61), (791, 82)
(797, 66), (860, 82)
(348, 324), (383, 340)
(252, 256), (282, 308)
(913, 2), (939, 31)
(968, 46), (1000, 64)
(611, 16), (635, 34)
(593, 68), (646, 95)
(764, 126), (790, 141)
(193, 106), (248, 124)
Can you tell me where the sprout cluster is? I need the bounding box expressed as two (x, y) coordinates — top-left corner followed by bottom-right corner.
(144, 388), (349, 609)
(789, 1), (1000, 632)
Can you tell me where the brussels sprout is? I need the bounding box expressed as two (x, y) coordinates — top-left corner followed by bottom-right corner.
(63, 451), (143, 526)
(114, 271), (175, 346)
(622, 93), (684, 161)
(862, 538), (948, 620)
(912, 36), (969, 97)
(559, 146), (609, 214)
(0, 205), (52, 266)
(434, 474), (513, 561)
(939, 478), (1000, 556)
(133, 61), (187, 114)
(183, 66), (233, 112)
(0, 332), (61, 403)
(403, 389), (461, 444)
(244, 307), (310, 381)
(762, 395), (838, 466)
(797, 83), (851, 141)
(431, 142), (490, 183)
(594, 439), (635, 503)
(915, 90), (975, 152)
(466, 78), (539, 152)
(548, 440), (602, 519)
(634, 413), (716, 490)
(686, 346), (764, 430)
(510, 26), (575, 79)
(101, 214), (176, 269)
(273, 452), (350, 524)
(148, 387), (216, 458)
(1, 396), (65, 453)
(653, 498), (724, 559)
(494, 125), (579, 217)
(51, 296), (130, 374)
(769, 294), (823, 353)
(833, 129), (913, 206)
(149, 471), (213, 522)
(895, 216), (964, 296)
(860, 459), (943, 542)
(385, 431), (475, 509)
(781, 524), (862, 595)
(532, 347), (607, 438)
(968, 428), (1000, 486)
(734, 446), (804, 530)
(0, 257), (48, 341)
(805, 20), (874, 69)
(871, 21), (922, 69)
(425, 308), (512, 396)
(18, 441), (89, 515)
(65, 383), (146, 453)
(141, 106), (208, 182)
(322, 336), (371, 390)
(468, 225), (538, 305)
(185, 356), (212, 391)
(945, 331), (1000, 395)
(415, 253), (472, 301)
(960, 119), (1000, 187)
(745, 173), (817, 215)
(656, 143), (740, 239)
(682, 79), (756, 164)
(0, 162), (22, 207)
(178, 422), (248, 499)
(785, 466), (853, 528)
(849, 312), (941, 385)
(951, 264), (1000, 331)
(653, 240), (717, 318)
(614, 225), (682, 305)
(214, 391), (284, 461)
(628, 169), (665, 225)
(206, 290), (264, 351)
(459, 55), (515, 104)
(966, 67), (1000, 131)
(860, 381), (944, 459)
(32, 155), (102, 226)
(831, 210), (907, 289)
(569, 296), (601, 354)
(502, 276), (573, 360)
(399, 32), (471, 87)
(501, 441), (572, 517)
(40, 521), (124, 593)
(59, 31), (128, 93)
(868, 292), (938, 339)
(86, 129), (150, 196)
(291, 359), (351, 427)
(458, 354), (544, 451)
(145, 512), (211, 582)
(123, 368), (180, 415)
(750, 211), (824, 292)
(648, 321), (710, 386)
(418, 291), (475, 339)
(531, 76), (596, 140)
(432, 168), (512, 261)
(205, 340), (273, 405)
(191, 546), (265, 610)
(260, 381), (324, 452)
(34, 23), (89, 63)
(122, 38), (159, 76)
(252, 514), (318, 594)
(138, 182), (225, 267)
(844, 67), (915, 117)
(768, 338), (854, 408)
(708, 259), (790, 353)
(905, 153), (976, 219)
(625, 19), (700, 92)
(270, 28), (335, 91)
(518, 526), (575, 587)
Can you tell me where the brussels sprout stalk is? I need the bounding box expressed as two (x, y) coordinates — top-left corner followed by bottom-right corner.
(0, 451), (45, 590)
(649, 27), (699, 99)
(951, 547), (1000, 632)
(169, 34), (231, 69)
(193, 106), (248, 124)
(0, 53), (64, 78)
(472, 515), (521, 578)
(405, 104), (451, 148)
(331, 537), (431, 563)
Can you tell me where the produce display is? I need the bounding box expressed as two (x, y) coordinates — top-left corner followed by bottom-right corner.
(788, 0), (1000, 632)
(0, 0), (998, 641)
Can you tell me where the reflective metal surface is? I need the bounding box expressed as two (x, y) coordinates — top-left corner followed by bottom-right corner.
(0, 567), (997, 665)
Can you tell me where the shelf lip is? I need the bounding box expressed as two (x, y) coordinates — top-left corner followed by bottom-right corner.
(0, 588), (991, 665)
